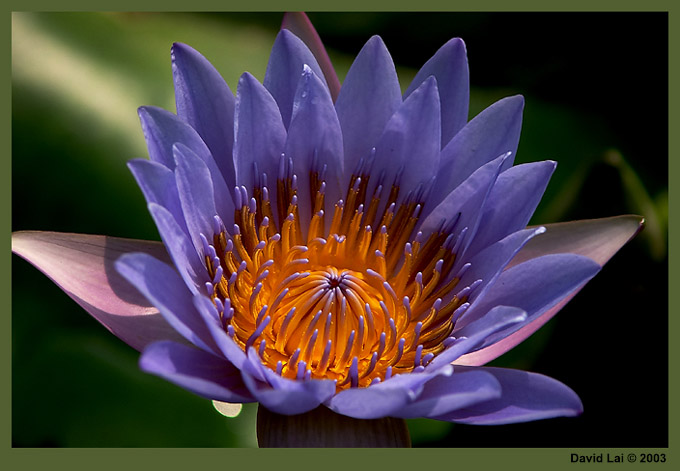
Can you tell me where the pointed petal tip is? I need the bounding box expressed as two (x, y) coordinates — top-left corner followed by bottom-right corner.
(171, 41), (192, 52)
(626, 214), (646, 247)
(137, 104), (169, 120)
(505, 94), (525, 109)
(406, 74), (440, 103)
(170, 42), (184, 54)
(238, 71), (258, 87)
(491, 94), (524, 112)
(422, 74), (438, 88)
(277, 27), (296, 40)
(364, 35), (389, 53)
(438, 37), (467, 56)
(170, 42), (199, 63)
(447, 36), (466, 46)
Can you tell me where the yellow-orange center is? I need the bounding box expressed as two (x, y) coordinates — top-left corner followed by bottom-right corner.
(205, 169), (467, 390)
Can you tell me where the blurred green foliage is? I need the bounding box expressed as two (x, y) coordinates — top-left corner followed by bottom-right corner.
(12, 12), (667, 447)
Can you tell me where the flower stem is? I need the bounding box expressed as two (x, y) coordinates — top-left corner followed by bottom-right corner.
(256, 404), (411, 447)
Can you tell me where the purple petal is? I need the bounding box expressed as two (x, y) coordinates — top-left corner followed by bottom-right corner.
(172, 42), (236, 190)
(457, 215), (643, 366)
(138, 105), (206, 170)
(127, 159), (188, 235)
(327, 382), (414, 420)
(140, 340), (253, 403)
(233, 72), (286, 191)
(248, 348), (336, 404)
(285, 65), (344, 228)
(115, 252), (220, 355)
(240, 364), (336, 416)
(240, 348), (270, 383)
(426, 306), (527, 370)
(11, 231), (183, 352)
(434, 366), (583, 424)
(404, 38), (469, 147)
(192, 294), (248, 373)
(465, 160), (557, 256)
(419, 153), (508, 256)
(147, 202), (210, 295)
(429, 95), (524, 208)
(454, 254), (600, 350)
(327, 367), (452, 419)
(137, 106), (234, 221)
(281, 12), (341, 101)
(335, 36), (402, 186)
(372, 76), (441, 203)
(458, 227), (546, 304)
(264, 29), (327, 129)
(173, 143), (220, 255)
(460, 299), (575, 367)
(395, 368), (501, 419)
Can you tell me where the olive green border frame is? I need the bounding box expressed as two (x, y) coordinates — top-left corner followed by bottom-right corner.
(3, 1), (674, 470)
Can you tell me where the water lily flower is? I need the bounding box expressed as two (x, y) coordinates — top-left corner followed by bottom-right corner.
(12, 13), (643, 447)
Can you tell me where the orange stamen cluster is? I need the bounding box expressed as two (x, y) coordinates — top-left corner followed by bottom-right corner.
(204, 162), (469, 390)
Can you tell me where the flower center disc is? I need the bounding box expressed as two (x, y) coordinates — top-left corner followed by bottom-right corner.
(204, 168), (468, 390)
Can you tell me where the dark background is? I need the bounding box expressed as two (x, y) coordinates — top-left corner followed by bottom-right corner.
(12, 12), (668, 447)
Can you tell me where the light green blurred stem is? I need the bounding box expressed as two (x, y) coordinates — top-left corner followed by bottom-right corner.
(604, 150), (666, 260)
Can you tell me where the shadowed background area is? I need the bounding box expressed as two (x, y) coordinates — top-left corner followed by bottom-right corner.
(12, 12), (667, 447)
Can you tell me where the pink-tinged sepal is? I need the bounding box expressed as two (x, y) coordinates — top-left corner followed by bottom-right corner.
(12, 231), (184, 352)
(456, 215), (644, 366)
(510, 215), (645, 268)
